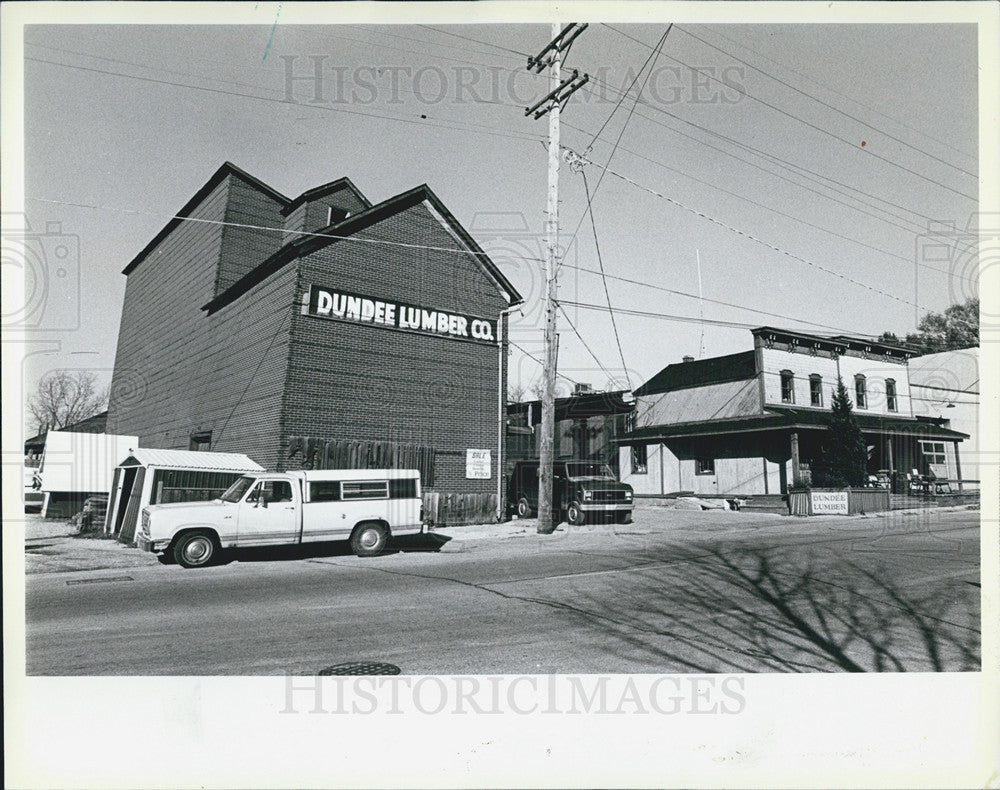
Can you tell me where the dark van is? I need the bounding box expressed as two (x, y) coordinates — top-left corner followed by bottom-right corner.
(508, 460), (634, 525)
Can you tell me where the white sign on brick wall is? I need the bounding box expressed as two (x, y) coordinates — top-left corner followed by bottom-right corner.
(466, 449), (491, 479)
(811, 490), (849, 515)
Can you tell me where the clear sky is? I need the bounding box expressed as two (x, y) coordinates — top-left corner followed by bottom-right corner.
(17, 20), (979, 416)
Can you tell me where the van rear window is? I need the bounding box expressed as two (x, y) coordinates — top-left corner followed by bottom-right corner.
(342, 481), (389, 500)
(310, 481), (341, 502)
(388, 478), (418, 499)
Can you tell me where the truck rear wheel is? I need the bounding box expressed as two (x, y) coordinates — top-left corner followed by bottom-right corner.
(516, 497), (534, 519)
(351, 521), (389, 557)
(173, 530), (217, 568)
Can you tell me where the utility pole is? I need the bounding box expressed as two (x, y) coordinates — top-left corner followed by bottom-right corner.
(525, 23), (589, 534)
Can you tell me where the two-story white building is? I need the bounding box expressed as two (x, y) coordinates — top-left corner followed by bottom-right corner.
(619, 327), (969, 497)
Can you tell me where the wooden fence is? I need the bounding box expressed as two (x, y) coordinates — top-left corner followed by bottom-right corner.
(788, 488), (891, 516)
(423, 492), (498, 527)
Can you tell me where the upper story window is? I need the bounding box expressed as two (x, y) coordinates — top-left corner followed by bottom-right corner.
(809, 374), (823, 407)
(696, 458), (715, 475)
(855, 374), (868, 409)
(886, 378), (897, 412)
(780, 370), (795, 404)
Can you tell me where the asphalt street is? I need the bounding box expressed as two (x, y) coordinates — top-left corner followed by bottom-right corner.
(25, 508), (981, 675)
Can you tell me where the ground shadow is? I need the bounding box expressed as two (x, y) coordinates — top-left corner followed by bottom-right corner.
(216, 532), (451, 565)
(534, 541), (980, 673)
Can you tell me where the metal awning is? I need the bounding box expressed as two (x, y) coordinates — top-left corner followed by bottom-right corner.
(616, 407), (969, 444)
(116, 448), (264, 471)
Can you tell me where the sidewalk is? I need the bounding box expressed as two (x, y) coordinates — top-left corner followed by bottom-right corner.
(21, 504), (977, 573)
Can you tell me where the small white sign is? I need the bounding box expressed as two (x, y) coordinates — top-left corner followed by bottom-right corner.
(466, 449), (492, 479)
(811, 490), (849, 515)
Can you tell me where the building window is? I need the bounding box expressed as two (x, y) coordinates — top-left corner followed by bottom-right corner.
(809, 374), (823, 407)
(696, 458), (715, 475)
(920, 441), (947, 466)
(189, 431), (212, 451)
(780, 370), (795, 404)
(886, 378), (897, 412)
(855, 375), (867, 409)
(631, 444), (648, 474)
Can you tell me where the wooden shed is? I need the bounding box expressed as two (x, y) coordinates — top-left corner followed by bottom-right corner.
(105, 449), (263, 544)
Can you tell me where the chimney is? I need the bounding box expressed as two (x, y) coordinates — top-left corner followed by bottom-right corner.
(682, 355), (695, 363)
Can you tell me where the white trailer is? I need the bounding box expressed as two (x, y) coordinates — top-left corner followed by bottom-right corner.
(37, 431), (138, 518)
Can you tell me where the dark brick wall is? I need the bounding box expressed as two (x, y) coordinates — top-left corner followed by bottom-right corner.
(108, 174), (293, 468)
(216, 175), (287, 296)
(109, 182), (510, 490)
(282, 200), (510, 495)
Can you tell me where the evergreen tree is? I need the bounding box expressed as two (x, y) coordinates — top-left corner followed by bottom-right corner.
(813, 378), (869, 488)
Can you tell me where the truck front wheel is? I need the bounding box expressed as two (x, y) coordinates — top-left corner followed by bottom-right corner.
(351, 521), (389, 557)
(173, 531), (217, 568)
(567, 502), (586, 526)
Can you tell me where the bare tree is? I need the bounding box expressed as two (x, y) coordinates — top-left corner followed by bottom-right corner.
(507, 381), (529, 404)
(27, 371), (108, 435)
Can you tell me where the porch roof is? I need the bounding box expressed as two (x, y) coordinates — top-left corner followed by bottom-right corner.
(617, 407), (969, 444)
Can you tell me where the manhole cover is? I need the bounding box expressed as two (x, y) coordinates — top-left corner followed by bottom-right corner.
(318, 661), (401, 676)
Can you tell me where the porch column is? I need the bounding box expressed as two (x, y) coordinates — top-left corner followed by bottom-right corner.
(886, 436), (895, 492)
(954, 440), (963, 492)
(790, 431), (801, 485)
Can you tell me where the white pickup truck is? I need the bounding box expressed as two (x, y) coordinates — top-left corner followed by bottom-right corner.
(137, 469), (423, 568)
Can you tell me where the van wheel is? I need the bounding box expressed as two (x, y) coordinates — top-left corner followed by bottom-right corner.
(567, 502), (586, 526)
(173, 531), (217, 568)
(615, 511), (632, 525)
(516, 497), (534, 519)
(351, 521), (389, 557)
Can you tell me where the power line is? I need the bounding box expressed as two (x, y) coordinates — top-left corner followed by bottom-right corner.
(673, 24), (977, 179)
(25, 56), (545, 146)
(580, 168), (631, 389)
(562, 128), (972, 283)
(586, 24), (672, 151)
(557, 303), (623, 385)
(560, 26), (671, 276)
(508, 340), (579, 384)
(568, 150), (933, 311)
(26, 195), (548, 264)
(699, 24), (976, 162)
(416, 25), (532, 58)
(601, 24), (977, 202)
(30, 191), (951, 338)
(561, 299), (761, 330)
(573, 75), (948, 231)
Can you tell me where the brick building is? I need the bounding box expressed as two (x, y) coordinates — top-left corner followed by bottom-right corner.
(107, 162), (521, 522)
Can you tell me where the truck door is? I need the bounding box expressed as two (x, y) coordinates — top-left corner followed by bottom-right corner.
(237, 479), (298, 546)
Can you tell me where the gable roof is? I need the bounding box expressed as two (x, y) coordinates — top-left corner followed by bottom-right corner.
(280, 177), (372, 216)
(202, 182), (523, 314)
(634, 351), (757, 397)
(117, 448), (264, 471)
(123, 162), (290, 276)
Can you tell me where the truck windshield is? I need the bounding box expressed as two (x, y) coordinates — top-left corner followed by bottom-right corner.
(565, 462), (616, 480)
(220, 476), (255, 503)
